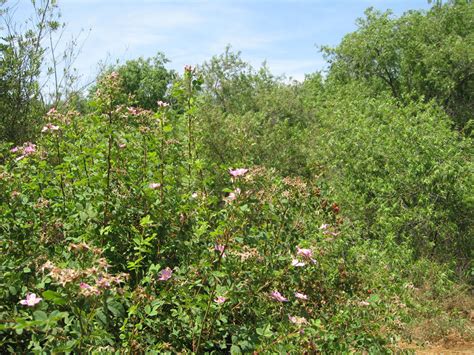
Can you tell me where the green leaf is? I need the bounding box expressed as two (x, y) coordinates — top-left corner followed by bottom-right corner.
(33, 310), (47, 321)
(42, 290), (67, 305)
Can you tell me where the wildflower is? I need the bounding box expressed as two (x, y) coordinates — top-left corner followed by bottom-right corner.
(157, 100), (170, 108)
(224, 188), (241, 204)
(296, 246), (313, 259)
(359, 301), (370, 307)
(10, 146), (19, 153)
(270, 291), (288, 302)
(319, 223), (329, 230)
(184, 64), (193, 72)
(149, 182), (161, 189)
(96, 277), (111, 289)
(215, 244), (226, 258)
(118, 143), (127, 149)
(191, 192), (198, 199)
(110, 71), (119, 79)
(229, 168), (248, 178)
(214, 296), (227, 304)
(19, 293), (42, 306)
(79, 284), (101, 297)
(41, 260), (55, 272)
(288, 315), (308, 325)
(127, 106), (140, 115)
(23, 143), (36, 155)
(158, 267), (172, 281)
(41, 123), (60, 133)
(295, 292), (308, 300)
(47, 107), (57, 116)
(291, 259), (305, 267)
(296, 246), (317, 264)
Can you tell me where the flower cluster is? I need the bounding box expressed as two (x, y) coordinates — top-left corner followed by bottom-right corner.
(10, 142), (36, 161)
(158, 267), (173, 281)
(229, 168), (248, 178)
(292, 246), (317, 267)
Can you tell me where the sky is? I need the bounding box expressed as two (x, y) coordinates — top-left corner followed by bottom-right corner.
(12, 0), (431, 83)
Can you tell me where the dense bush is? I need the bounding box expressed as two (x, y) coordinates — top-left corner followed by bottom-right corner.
(304, 81), (473, 265)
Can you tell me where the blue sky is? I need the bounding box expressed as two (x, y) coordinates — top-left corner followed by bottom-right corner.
(15, 0), (431, 82)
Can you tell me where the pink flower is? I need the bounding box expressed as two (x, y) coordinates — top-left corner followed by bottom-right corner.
(291, 259), (305, 267)
(96, 277), (111, 289)
(229, 168), (248, 178)
(215, 244), (226, 257)
(80, 282), (91, 289)
(184, 65), (193, 72)
(214, 296), (227, 304)
(149, 182), (161, 189)
(10, 146), (19, 153)
(270, 291), (288, 302)
(288, 315), (308, 325)
(296, 246), (313, 259)
(157, 100), (170, 108)
(23, 143), (36, 155)
(127, 107), (140, 115)
(110, 71), (119, 79)
(295, 292), (308, 300)
(224, 188), (241, 204)
(319, 223), (329, 230)
(41, 123), (60, 133)
(158, 267), (172, 281)
(118, 143), (127, 149)
(19, 293), (42, 306)
(47, 107), (57, 116)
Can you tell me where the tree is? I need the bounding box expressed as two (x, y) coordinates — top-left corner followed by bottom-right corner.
(322, 1), (474, 132)
(0, 0), (83, 143)
(98, 53), (176, 110)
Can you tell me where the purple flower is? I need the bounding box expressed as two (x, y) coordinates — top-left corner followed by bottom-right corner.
(19, 293), (42, 307)
(291, 259), (305, 267)
(158, 267), (172, 281)
(295, 292), (308, 300)
(229, 168), (248, 178)
(270, 291), (288, 302)
(214, 296), (227, 304)
(10, 146), (19, 153)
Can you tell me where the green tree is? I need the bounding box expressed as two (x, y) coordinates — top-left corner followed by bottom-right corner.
(99, 53), (176, 110)
(322, 1), (474, 132)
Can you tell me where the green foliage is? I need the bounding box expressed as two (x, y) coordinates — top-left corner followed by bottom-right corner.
(323, 1), (474, 131)
(1, 1), (472, 353)
(305, 81), (473, 263)
(96, 53), (176, 110)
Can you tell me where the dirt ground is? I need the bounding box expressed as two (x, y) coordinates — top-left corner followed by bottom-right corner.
(399, 342), (474, 354)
